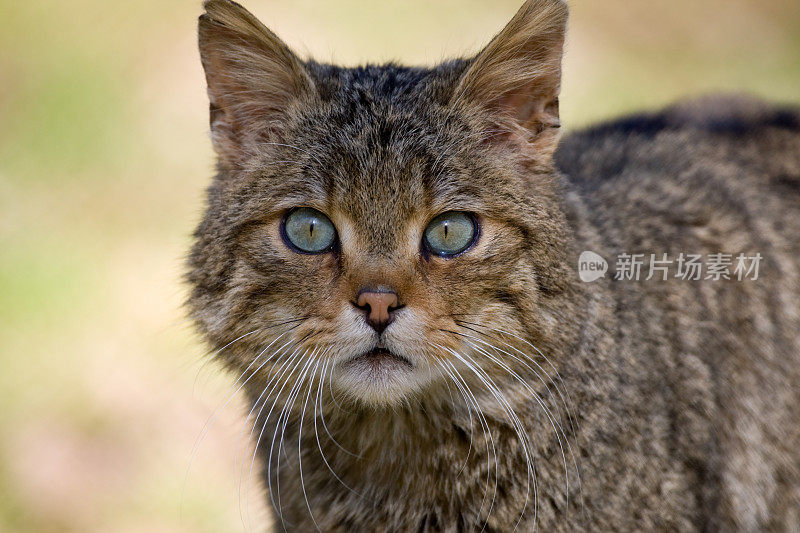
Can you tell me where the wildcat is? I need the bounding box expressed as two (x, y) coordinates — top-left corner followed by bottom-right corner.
(187, 0), (800, 530)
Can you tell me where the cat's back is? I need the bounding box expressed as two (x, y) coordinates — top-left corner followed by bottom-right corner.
(556, 94), (800, 218)
(556, 94), (800, 296)
(556, 95), (800, 530)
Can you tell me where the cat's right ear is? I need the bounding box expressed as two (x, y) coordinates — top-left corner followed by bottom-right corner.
(198, 0), (314, 166)
(452, 0), (568, 163)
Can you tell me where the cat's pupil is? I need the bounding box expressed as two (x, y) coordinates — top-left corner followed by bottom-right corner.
(309, 221), (315, 237)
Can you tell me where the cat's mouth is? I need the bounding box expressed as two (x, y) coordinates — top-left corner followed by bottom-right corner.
(335, 346), (423, 402)
(346, 347), (413, 369)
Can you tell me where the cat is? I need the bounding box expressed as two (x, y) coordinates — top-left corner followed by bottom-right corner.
(187, 0), (800, 530)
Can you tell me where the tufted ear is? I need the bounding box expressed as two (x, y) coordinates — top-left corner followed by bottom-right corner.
(453, 0), (568, 159)
(198, 0), (315, 166)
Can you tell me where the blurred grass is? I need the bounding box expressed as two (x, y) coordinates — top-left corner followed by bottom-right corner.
(1, 0), (798, 531)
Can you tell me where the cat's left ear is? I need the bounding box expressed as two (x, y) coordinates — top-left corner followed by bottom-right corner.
(453, 0), (568, 159)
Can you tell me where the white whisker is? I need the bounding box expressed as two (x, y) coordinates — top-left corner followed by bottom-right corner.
(246, 346), (314, 531)
(439, 344), (538, 531)
(297, 359), (323, 531)
(272, 350), (319, 531)
(314, 359), (366, 499)
(433, 346), (499, 531)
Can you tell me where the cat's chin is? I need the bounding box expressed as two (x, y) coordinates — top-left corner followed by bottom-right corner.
(333, 347), (428, 406)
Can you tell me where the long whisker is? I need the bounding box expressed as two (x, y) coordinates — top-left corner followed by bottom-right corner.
(234, 333), (309, 462)
(183, 328), (259, 510)
(245, 345), (313, 530)
(434, 348), (499, 531)
(273, 351), (320, 531)
(192, 318), (307, 394)
(493, 327), (580, 437)
(451, 330), (571, 511)
(456, 319), (579, 435)
(459, 337), (565, 530)
(298, 359), (323, 531)
(437, 357), (490, 507)
(192, 329), (259, 395)
(452, 323), (580, 453)
(260, 349), (314, 532)
(439, 344), (538, 531)
(327, 361), (356, 416)
(452, 321), (585, 522)
(459, 322), (577, 429)
(218, 327), (303, 450)
(314, 359), (366, 499)
(186, 324), (304, 523)
(238, 344), (303, 530)
(321, 363), (360, 457)
(434, 356), (475, 479)
(236, 338), (305, 518)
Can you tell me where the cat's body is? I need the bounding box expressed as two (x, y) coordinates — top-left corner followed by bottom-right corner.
(188, 1), (800, 530)
(251, 96), (800, 533)
(555, 97), (800, 531)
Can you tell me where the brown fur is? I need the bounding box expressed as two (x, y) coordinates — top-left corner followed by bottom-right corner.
(188, 0), (800, 530)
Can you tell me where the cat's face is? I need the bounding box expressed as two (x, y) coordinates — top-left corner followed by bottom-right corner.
(189, 0), (569, 406)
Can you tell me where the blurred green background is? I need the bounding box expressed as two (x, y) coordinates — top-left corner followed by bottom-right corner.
(1, 0), (798, 531)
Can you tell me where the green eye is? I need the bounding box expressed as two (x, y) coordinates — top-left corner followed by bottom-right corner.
(423, 211), (478, 257)
(282, 207), (337, 254)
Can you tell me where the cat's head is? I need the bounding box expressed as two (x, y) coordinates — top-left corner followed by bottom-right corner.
(188, 0), (572, 406)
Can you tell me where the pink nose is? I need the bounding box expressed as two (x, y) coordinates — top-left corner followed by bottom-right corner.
(356, 290), (399, 333)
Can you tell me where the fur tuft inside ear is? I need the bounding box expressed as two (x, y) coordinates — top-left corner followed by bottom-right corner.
(453, 0), (568, 159)
(198, 0), (314, 166)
